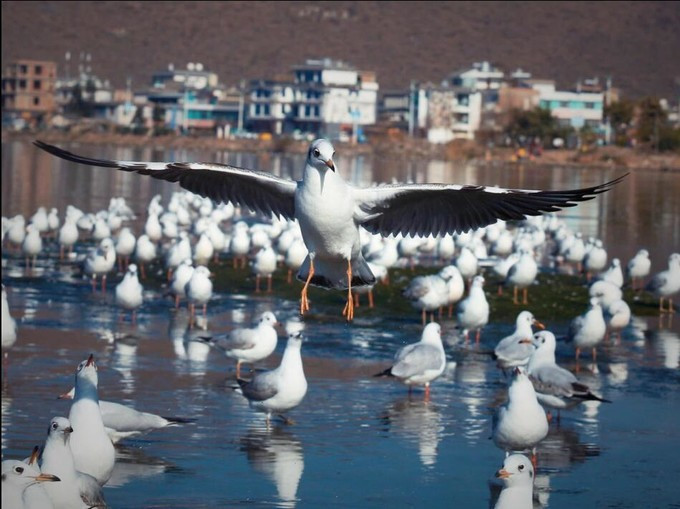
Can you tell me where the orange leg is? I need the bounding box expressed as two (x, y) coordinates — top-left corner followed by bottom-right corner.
(368, 289), (374, 308)
(267, 275), (272, 293)
(300, 258), (314, 315)
(522, 288), (529, 305)
(342, 259), (354, 321)
(255, 275), (261, 293)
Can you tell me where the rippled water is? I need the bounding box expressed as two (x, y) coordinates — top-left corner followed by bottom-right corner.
(2, 140), (680, 508)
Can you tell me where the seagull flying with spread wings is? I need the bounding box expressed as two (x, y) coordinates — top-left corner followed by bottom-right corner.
(34, 139), (626, 321)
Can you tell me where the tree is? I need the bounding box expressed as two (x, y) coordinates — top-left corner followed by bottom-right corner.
(604, 99), (634, 146)
(635, 97), (667, 149)
(504, 107), (572, 148)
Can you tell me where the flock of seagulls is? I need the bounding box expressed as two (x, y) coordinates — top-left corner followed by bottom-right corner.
(1, 138), (678, 508)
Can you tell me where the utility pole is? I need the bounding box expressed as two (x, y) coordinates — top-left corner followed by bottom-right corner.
(408, 80), (415, 137)
(237, 79), (245, 133)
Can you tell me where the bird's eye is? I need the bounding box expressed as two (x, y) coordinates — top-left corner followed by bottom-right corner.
(51, 422), (58, 429)
(15, 466), (24, 474)
(542, 339), (545, 343)
(313, 149), (320, 157)
(518, 464), (525, 471)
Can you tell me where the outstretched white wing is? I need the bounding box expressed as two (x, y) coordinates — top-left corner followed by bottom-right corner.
(34, 141), (297, 220)
(353, 175), (627, 237)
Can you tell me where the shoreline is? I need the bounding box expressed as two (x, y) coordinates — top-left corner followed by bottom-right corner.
(3, 129), (679, 172)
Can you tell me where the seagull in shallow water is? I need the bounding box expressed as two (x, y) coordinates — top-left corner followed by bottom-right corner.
(528, 331), (611, 420)
(493, 454), (534, 509)
(645, 252), (680, 314)
(494, 310), (544, 371)
(374, 322), (447, 398)
(68, 354), (115, 486)
(33, 139), (627, 321)
(39, 416), (108, 509)
(237, 330), (307, 426)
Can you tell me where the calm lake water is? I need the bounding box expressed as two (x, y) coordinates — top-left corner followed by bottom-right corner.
(2, 140), (680, 508)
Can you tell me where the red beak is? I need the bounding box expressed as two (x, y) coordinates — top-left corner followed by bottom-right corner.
(86, 354), (95, 367)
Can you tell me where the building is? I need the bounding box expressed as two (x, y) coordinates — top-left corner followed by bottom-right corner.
(536, 82), (604, 130)
(247, 58), (379, 141)
(423, 86), (483, 143)
(2, 59), (57, 128)
(447, 61), (505, 91)
(152, 63), (218, 91)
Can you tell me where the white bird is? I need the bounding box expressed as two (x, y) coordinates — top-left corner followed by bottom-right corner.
(492, 368), (549, 458)
(185, 265), (213, 326)
(30, 206), (49, 233)
(230, 222), (251, 269)
(204, 311), (280, 377)
(144, 212), (162, 243)
(6, 214), (26, 248)
(494, 311), (545, 371)
(438, 264), (465, 317)
(285, 238), (308, 284)
(2, 285), (18, 356)
(588, 279), (622, 309)
(583, 239), (608, 280)
(455, 246), (478, 282)
(567, 297), (606, 363)
(22, 223), (43, 271)
(374, 322), (446, 398)
(68, 354), (115, 485)
(597, 258), (624, 288)
(237, 330), (307, 426)
(504, 249), (538, 305)
(645, 252), (680, 314)
(193, 232), (214, 267)
(528, 330), (611, 418)
(170, 258), (194, 308)
(35, 139), (626, 321)
(2, 459), (60, 509)
(492, 252), (520, 296)
(39, 416), (107, 509)
(114, 227), (136, 271)
(84, 238), (116, 292)
(58, 217), (79, 260)
(457, 275), (490, 343)
(626, 248), (651, 290)
(134, 234), (157, 279)
(58, 388), (195, 444)
(252, 245), (278, 293)
(493, 454), (534, 509)
(115, 264), (144, 323)
(606, 299), (631, 341)
(402, 273), (448, 325)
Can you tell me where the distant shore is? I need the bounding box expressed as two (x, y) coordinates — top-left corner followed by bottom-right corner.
(3, 129), (679, 172)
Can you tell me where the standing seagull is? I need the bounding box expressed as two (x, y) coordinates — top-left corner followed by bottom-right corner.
(528, 331), (610, 420)
(115, 264), (144, 323)
(645, 252), (680, 314)
(237, 331), (307, 427)
(568, 298), (606, 363)
(494, 310), (545, 371)
(2, 285), (18, 358)
(33, 139), (627, 321)
(374, 322), (447, 398)
(68, 355), (115, 486)
(39, 416), (108, 509)
(626, 248), (651, 291)
(457, 275), (490, 343)
(492, 368), (549, 464)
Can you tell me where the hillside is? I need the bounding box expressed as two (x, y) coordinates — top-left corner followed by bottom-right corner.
(2, 1), (679, 98)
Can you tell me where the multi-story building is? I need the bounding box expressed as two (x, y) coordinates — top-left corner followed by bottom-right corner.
(423, 86), (483, 143)
(152, 62), (219, 91)
(2, 59), (57, 127)
(536, 82), (604, 130)
(247, 58), (379, 141)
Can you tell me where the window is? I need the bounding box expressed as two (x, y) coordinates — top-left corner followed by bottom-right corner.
(19, 79), (26, 89)
(585, 102), (595, 109)
(20, 65), (28, 74)
(560, 101), (569, 108)
(33, 97), (40, 106)
(34, 80), (41, 90)
(35, 65), (42, 75)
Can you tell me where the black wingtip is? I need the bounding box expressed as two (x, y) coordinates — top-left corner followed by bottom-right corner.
(373, 367), (394, 378)
(162, 416), (198, 425)
(33, 139), (121, 168)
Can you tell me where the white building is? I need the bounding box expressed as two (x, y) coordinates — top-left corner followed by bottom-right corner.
(535, 81), (604, 130)
(152, 63), (218, 91)
(248, 58), (378, 140)
(448, 61), (505, 91)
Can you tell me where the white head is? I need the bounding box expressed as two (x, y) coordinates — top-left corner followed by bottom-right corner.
(258, 311), (279, 327)
(127, 263), (138, 275)
(286, 330), (304, 349)
(517, 310), (544, 329)
(74, 354), (99, 397)
(47, 416), (73, 445)
(307, 139), (336, 172)
(531, 330), (557, 363)
(421, 322), (442, 344)
(472, 275), (485, 287)
(495, 453), (534, 487)
(1, 459), (60, 488)
(508, 367), (535, 401)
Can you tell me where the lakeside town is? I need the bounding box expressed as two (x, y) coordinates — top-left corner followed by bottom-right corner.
(2, 54), (680, 169)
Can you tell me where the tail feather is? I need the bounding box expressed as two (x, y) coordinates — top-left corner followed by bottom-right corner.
(574, 391), (612, 403)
